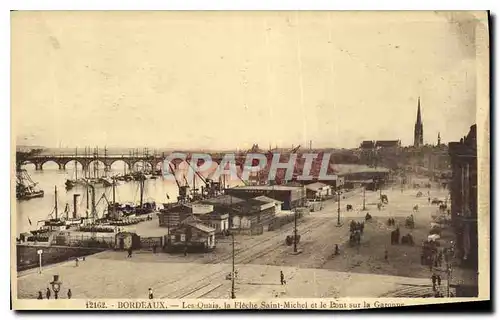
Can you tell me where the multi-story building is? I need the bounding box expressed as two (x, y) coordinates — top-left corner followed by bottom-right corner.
(448, 124), (477, 270)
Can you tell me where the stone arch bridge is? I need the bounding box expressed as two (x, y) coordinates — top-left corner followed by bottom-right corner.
(15, 154), (248, 172)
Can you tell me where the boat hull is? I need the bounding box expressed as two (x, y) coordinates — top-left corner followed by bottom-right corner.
(17, 190), (44, 200)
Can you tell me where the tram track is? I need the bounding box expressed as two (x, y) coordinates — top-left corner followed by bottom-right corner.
(163, 216), (331, 299)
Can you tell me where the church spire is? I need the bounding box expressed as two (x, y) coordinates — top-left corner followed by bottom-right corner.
(416, 97), (422, 125)
(438, 132), (441, 146)
(413, 97), (424, 147)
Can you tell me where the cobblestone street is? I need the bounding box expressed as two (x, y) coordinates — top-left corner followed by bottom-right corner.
(17, 184), (465, 299)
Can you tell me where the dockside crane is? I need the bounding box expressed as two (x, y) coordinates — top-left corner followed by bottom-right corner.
(167, 163), (190, 203)
(185, 160), (222, 199)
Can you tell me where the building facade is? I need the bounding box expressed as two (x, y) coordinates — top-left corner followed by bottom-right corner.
(448, 124), (477, 270)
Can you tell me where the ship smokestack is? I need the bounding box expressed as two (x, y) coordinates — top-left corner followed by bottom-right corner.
(73, 194), (80, 219)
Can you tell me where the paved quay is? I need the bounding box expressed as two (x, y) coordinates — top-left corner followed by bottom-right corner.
(17, 251), (432, 299)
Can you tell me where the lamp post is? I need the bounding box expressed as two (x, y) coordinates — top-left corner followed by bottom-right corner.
(336, 189), (341, 226)
(362, 186), (366, 211)
(37, 249), (43, 274)
(228, 231), (236, 299)
(379, 180), (382, 200)
(50, 275), (62, 299)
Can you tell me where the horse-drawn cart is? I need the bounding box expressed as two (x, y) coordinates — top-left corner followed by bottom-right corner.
(285, 235), (301, 246)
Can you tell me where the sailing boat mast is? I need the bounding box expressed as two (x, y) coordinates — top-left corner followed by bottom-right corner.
(90, 185), (96, 222)
(54, 186), (58, 220)
(112, 177), (117, 217)
(86, 183), (90, 219)
(193, 163), (196, 198)
(139, 176), (144, 207)
(75, 147), (78, 181)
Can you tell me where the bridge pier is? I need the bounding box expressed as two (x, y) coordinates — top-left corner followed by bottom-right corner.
(82, 163), (89, 173)
(104, 164), (112, 172)
(35, 163), (43, 170)
(58, 163), (65, 170)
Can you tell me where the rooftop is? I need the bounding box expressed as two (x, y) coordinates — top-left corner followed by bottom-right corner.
(375, 140), (401, 148)
(199, 195), (245, 205)
(228, 185), (304, 191)
(360, 140), (375, 149)
(305, 182), (329, 191)
(186, 222), (216, 233)
(253, 195), (283, 204)
(331, 164), (390, 175)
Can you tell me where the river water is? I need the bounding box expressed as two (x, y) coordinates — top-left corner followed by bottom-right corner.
(15, 161), (243, 234)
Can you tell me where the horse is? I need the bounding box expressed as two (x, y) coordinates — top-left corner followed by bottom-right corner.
(350, 220), (357, 232)
(349, 230), (361, 246)
(431, 198), (441, 205)
(380, 194), (389, 204)
(416, 191), (423, 198)
(401, 233), (415, 246)
(405, 215), (415, 229)
(413, 205), (419, 213)
(365, 213), (372, 221)
(346, 204), (353, 211)
(391, 228), (400, 245)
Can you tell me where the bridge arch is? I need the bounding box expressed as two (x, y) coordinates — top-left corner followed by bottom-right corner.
(131, 160), (153, 172)
(108, 159), (131, 172)
(61, 159), (85, 171)
(87, 159), (108, 174)
(40, 159), (64, 170)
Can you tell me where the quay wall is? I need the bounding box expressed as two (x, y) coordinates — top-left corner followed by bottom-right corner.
(16, 244), (105, 272)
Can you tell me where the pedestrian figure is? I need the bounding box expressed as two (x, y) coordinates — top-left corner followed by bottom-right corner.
(431, 274), (437, 291)
(67, 289), (72, 299)
(75, 258), (79, 267)
(184, 246), (188, 257)
(437, 275), (442, 286)
(384, 249), (388, 262)
(149, 288), (154, 299)
(428, 197), (430, 204)
(334, 244), (340, 255)
(82, 256), (85, 261)
(46, 288), (51, 300)
(280, 271), (286, 285)
(37, 291), (43, 300)
(127, 248), (132, 258)
(152, 244), (157, 254)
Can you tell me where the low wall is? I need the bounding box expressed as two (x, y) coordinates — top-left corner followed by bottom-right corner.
(16, 244), (105, 272)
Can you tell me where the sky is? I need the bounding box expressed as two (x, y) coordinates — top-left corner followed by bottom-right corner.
(12, 11), (484, 150)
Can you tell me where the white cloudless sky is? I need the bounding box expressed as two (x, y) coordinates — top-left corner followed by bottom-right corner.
(12, 11), (482, 150)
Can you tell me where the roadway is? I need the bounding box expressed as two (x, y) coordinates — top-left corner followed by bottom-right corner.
(17, 182), (457, 299)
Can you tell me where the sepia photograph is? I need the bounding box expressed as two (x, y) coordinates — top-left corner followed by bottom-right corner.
(10, 10), (490, 309)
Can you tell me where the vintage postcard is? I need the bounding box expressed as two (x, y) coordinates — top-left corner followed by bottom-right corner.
(11, 11), (490, 310)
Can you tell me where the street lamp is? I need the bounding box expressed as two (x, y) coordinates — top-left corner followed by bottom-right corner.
(362, 186), (366, 211)
(226, 231), (236, 299)
(292, 209), (297, 252)
(336, 189), (341, 227)
(50, 275), (62, 299)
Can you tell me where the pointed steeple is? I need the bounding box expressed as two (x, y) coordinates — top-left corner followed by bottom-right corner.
(438, 132), (441, 146)
(416, 97), (422, 125)
(413, 96), (424, 147)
